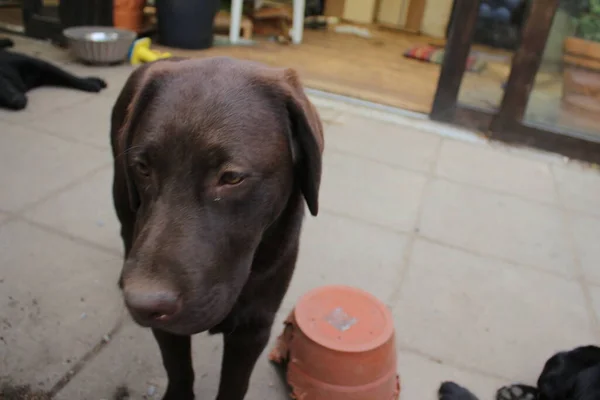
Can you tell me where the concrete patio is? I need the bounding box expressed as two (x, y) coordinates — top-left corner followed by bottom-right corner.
(1, 36), (600, 400)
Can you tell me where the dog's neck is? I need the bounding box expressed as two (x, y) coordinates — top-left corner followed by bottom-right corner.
(252, 187), (305, 274)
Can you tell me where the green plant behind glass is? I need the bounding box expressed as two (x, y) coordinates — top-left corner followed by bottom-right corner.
(561, 0), (600, 41)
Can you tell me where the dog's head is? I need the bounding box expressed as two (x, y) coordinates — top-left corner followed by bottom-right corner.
(114, 58), (323, 335)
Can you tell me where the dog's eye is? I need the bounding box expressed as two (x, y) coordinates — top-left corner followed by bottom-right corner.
(219, 171), (245, 186)
(134, 161), (150, 177)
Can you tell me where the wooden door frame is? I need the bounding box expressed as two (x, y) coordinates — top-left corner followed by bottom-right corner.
(430, 0), (600, 165)
(22, 0), (113, 45)
(22, 0), (63, 42)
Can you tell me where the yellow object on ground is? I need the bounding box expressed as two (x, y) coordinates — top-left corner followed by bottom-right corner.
(129, 38), (172, 65)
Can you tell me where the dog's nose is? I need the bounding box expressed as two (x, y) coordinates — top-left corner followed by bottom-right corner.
(124, 288), (181, 322)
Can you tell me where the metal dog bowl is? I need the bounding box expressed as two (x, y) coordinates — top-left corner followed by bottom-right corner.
(63, 26), (137, 64)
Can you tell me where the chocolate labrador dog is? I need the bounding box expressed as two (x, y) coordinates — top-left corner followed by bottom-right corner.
(110, 57), (324, 400)
(439, 345), (600, 400)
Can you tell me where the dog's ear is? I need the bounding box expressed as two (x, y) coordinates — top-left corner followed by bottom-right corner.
(281, 69), (324, 216)
(111, 63), (170, 212)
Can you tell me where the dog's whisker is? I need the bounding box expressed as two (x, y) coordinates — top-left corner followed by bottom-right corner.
(115, 145), (144, 160)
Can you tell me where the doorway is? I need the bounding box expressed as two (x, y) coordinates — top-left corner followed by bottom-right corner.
(21, 0), (62, 42)
(2, 0), (113, 44)
(0, 0), (24, 33)
(431, 0), (600, 164)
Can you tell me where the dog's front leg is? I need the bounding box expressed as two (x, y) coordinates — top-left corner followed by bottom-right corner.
(215, 324), (271, 400)
(152, 328), (195, 400)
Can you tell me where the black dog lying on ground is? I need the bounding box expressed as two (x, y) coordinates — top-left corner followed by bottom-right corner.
(439, 345), (600, 400)
(0, 38), (106, 110)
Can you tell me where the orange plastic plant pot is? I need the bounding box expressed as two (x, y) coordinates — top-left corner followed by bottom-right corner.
(113, 0), (144, 32)
(270, 285), (400, 400)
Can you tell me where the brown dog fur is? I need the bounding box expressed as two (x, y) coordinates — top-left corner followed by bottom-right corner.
(110, 57), (323, 400)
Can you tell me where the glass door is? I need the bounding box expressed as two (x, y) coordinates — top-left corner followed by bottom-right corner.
(457, 0), (526, 113)
(524, 2), (600, 140)
(431, 0), (600, 164)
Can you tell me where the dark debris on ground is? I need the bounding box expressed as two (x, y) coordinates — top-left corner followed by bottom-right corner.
(0, 382), (131, 400)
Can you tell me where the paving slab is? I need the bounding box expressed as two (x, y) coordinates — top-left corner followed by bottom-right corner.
(309, 103), (342, 124)
(436, 139), (558, 205)
(0, 87), (96, 125)
(587, 285), (600, 324)
(0, 211), (10, 225)
(60, 61), (136, 99)
(397, 351), (506, 400)
(569, 213), (600, 284)
(23, 167), (122, 255)
(553, 163), (600, 218)
(24, 95), (115, 150)
(393, 239), (596, 382)
(325, 113), (441, 173)
(0, 123), (109, 213)
(54, 316), (509, 400)
(54, 315), (291, 400)
(419, 179), (575, 276)
(281, 211), (409, 312)
(0, 220), (123, 391)
(320, 151), (428, 232)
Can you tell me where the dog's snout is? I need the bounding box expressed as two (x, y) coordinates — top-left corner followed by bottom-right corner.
(124, 287), (182, 323)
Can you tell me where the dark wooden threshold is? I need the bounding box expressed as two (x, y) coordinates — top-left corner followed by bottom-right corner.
(445, 105), (600, 165)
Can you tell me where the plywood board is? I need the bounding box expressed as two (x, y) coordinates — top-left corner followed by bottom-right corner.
(421, 0), (453, 38)
(324, 0), (345, 17)
(377, 0), (406, 26)
(343, 0), (377, 24)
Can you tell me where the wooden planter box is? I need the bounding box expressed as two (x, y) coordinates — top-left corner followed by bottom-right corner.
(562, 36), (600, 119)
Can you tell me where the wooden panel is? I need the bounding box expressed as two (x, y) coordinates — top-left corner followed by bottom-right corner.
(421, 0), (453, 38)
(343, 0), (377, 24)
(404, 0), (426, 32)
(377, 0), (407, 27)
(324, 0), (345, 17)
(491, 0), (559, 131)
(0, 7), (23, 28)
(430, 0), (481, 121)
